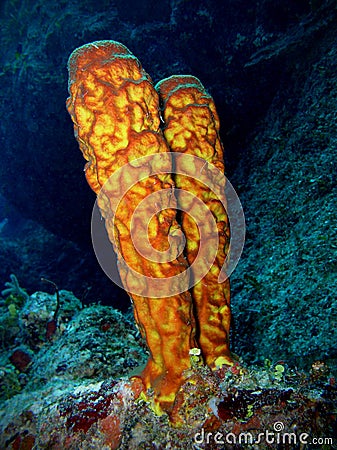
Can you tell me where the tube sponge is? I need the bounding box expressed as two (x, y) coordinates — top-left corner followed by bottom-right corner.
(67, 40), (234, 419)
(156, 75), (232, 369)
(67, 41), (197, 414)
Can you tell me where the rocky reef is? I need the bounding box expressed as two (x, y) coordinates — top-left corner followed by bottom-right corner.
(0, 287), (336, 448)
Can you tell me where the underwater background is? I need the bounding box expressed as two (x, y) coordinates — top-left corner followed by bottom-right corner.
(0, 0), (336, 447)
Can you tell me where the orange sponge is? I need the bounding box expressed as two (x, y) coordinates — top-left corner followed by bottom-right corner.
(67, 41), (235, 420)
(156, 75), (232, 368)
(67, 41), (197, 414)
